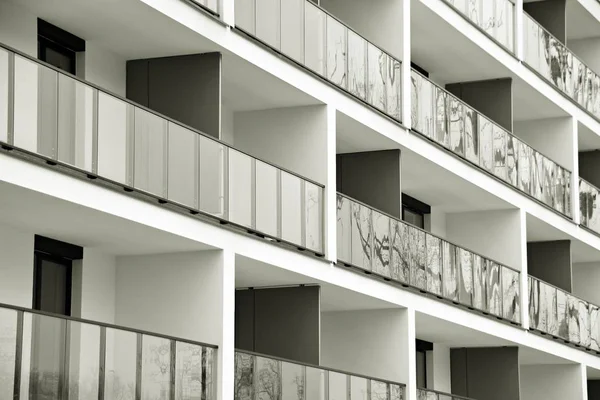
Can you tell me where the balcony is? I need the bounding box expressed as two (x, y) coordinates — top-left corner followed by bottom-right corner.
(411, 69), (573, 218)
(523, 12), (600, 122)
(234, 350), (406, 400)
(418, 388), (476, 400)
(580, 177), (600, 236)
(0, 303), (217, 400)
(336, 193), (522, 325)
(0, 43), (324, 255)
(444, 0), (515, 53)
(234, 0), (403, 122)
(528, 275), (600, 353)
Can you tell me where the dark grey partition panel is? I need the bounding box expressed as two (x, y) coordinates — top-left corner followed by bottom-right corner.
(234, 286), (320, 365)
(126, 52), (221, 139)
(446, 78), (513, 132)
(527, 240), (572, 292)
(588, 380), (600, 400)
(451, 347), (520, 400)
(337, 150), (402, 219)
(523, 0), (566, 43)
(579, 151), (600, 189)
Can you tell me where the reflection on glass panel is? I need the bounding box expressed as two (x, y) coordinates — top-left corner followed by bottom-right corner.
(235, 0), (255, 33)
(434, 87), (448, 148)
(367, 43), (386, 112)
(256, 0), (280, 49)
(305, 181), (322, 252)
(57, 74), (94, 171)
(105, 328), (137, 400)
(256, 356), (281, 400)
(458, 249), (473, 306)
(229, 150), (253, 228)
(328, 371), (347, 400)
(0, 49), (9, 143)
(442, 242), (458, 302)
(176, 342), (204, 400)
(205, 347), (215, 397)
(351, 201), (372, 271)
(0, 308), (16, 400)
(142, 335), (171, 400)
(98, 92), (133, 185)
(348, 30), (367, 101)
(304, 2), (326, 76)
(199, 136), (225, 217)
(20, 312), (33, 398)
(234, 352), (255, 400)
(390, 384), (404, 400)
(168, 123), (198, 209)
(350, 376), (368, 400)
(478, 114), (493, 173)
(305, 367), (326, 400)
(281, 0), (304, 63)
(501, 267), (521, 323)
(255, 161), (278, 237)
(337, 194), (352, 264)
(371, 380), (388, 400)
(281, 171), (303, 245)
(464, 105), (478, 164)
(487, 262), (502, 316)
(282, 361), (304, 400)
(449, 97), (464, 157)
(372, 211), (391, 278)
(493, 125), (507, 181)
(386, 57), (402, 120)
(14, 56), (43, 155)
(134, 108), (167, 197)
(68, 321), (100, 400)
(326, 16), (347, 88)
(411, 71), (434, 138)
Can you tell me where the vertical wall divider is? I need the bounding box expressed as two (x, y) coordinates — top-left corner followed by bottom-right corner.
(136, 333), (143, 400)
(169, 340), (176, 400)
(12, 310), (23, 400)
(98, 326), (106, 400)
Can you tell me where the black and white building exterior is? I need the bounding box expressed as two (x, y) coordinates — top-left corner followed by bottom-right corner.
(2, 0), (600, 399)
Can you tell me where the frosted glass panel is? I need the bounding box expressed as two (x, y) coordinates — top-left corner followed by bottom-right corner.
(256, 0), (280, 49)
(105, 328), (137, 400)
(134, 108), (167, 197)
(13, 56), (40, 154)
(305, 2), (326, 76)
(256, 356), (281, 400)
(235, 0), (255, 33)
(168, 123), (198, 209)
(337, 195), (352, 264)
(305, 181), (322, 252)
(199, 136), (225, 216)
(0, 308), (17, 400)
(142, 335), (171, 400)
(0, 49), (8, 143)
(255, 160), (278, 237)
(329, 372), (347, 400)
(175, 343), (206, 400)
(386, 57), (402, 120)
(281, 171), (302, 245)
(57, 74), (94, 171)
(347, 30), (367, 100)
(282, 362), (304, 400)
(98, 92), (133, 185)
(281, 0), (304, 62)
(305, 367), (326, 400)
(68, 321), (100, 400)
(350, 376), (368, 400)
(367, 43), (386, 111)
(229, 149), (253, 228)
(326, 16), (347, 87)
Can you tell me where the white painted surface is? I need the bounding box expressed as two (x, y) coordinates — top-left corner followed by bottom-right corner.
(321, 309), (411, 384)
(573, 262), (600, 305)
(445, 209), (523, 270)
(426, 206), (447, 237)
(428, 343), (452, 393)
(0, 1), (36, 57)
(233, 105), (328, 184)
(520, 364), (586, 400)
(0, 223), (34, 307)
(84, 41), (127, 97)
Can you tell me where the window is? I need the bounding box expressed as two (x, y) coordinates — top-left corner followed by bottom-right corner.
(416, 339), (433, 389)
(38, 19), (85, 75)
(402, 194), (431, 230)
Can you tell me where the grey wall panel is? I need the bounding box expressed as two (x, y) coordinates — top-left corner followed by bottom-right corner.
(235, 289), (255, 352)
(527, 240), (572, 292)
(126, 52), (221, 139)
(579, 150), (600, 189)
(523, 0), (566, 43)
(451, 347), (520, 400)
(588, 380), (600, 400)
(446, 78), (513, 132)
(337, 150), (402, 219)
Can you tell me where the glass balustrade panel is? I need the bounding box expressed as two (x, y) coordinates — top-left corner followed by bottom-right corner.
(305, 366), (326, 400)
(350, 376), (368, 400)
(256, 0), (280, 49)
(134, 108), (167, 198)
(328, 371), (348, 400)
(304, 2), (326, 76)
(68, 320), (100, 400)
(104, 328), (137, 400)
(256, 356), (281, 400)
(281, 0), (304, 63)
(501, 266), (520, 323)
(337, 194), (352, 264)
(305, 181), (323, 252)
(0, 308), (17, 399)
(0, 48), (9, 143)
(167, 123), (198, 209)
(141, 335), (171, 400)
(228, 149), (253, 228)
(235, 0), (255, 33)
(234, 352), (255, 400)
(281, 361), (304, 400)
(386, 57), (402, 120)
(255, 160), (278, 237)
(199, 135), (225, 217)
(458, 248), (473, 307)
(326, 16), (347, 88)
(348, 31), (367, 101)
(367, 43), (387, 112)
(351, 201), (372, 270)
(280, 171), (303, 245)
(372, 210), (391, 278)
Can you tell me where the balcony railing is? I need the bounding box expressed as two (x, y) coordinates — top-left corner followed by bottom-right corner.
(411, 69), (572, 218)
(579, 177), (600, 236)
(0, 43), (324, 255)
(528, 275), (600, 352)
(337, 193), (522, 324)
(523, 12), (600, 122)
(418, 388), (477, 400)
(234, 0), (402, 122)
(235, 350), (406, 400)
(190, 0), (219, 15)
(0, 302), (217, 400)
(444, 0), (515, 53)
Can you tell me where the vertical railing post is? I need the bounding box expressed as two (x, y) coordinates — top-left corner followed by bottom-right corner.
(98, 326), (106, 400)
(276, 169), (282, 242)
(61, 319), (72, 400)
(12, 310), (23, 400)
(7, 50), (14, 146)
(136, 333), (142, 400)
(251, 158), (257, 230)
(169, 340), (176, 400)
(91, 89), (99, 176)
(301, 180), (307, 249)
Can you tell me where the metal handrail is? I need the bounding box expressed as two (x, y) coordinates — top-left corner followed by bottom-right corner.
(0, 301), (218, 349)
(337, 191), (520, 274)
(0, 41), (324, 189)
(236, 349), (407, 388)
(418, 387), (479, 400)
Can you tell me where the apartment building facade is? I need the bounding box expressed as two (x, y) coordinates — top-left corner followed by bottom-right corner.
(1, 0), (600, 399)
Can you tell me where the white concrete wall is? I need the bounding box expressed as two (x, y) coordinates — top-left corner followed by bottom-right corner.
(321, 308), (412, 384)
(232, 105), (329, 185)
(572, 262), (600, 305)
(425, 207), (447, 237)
(445, 209), (523, 271)
(82, 41), (127, 97)
(426, 343), (452, 393)
(520, 364), (586, 400)
(0, 223), (34, 307)
(569, 37), (600, 75)
(0, 1), (37, 57)
(513, 117), (575, 172)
